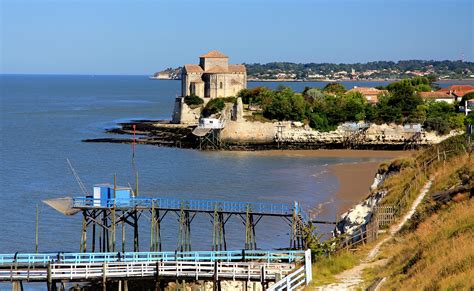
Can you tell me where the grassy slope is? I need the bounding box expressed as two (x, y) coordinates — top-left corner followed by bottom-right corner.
(309, 136), (473, 289)
(367, 153), (473, 289)
(310, 250), (361, 285)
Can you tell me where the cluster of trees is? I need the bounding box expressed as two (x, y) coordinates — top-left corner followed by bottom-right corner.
(244, 60), (474, 79)
(237, 78), (470, 134)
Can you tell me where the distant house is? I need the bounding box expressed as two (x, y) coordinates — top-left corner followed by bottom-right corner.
(346, 87), (387, 104)
(419, 91), (455, 103)
(437, 85), (474, 101)
(420, 85), (474, 103)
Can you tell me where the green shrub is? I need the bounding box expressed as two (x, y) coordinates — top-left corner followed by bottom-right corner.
(202, 98), (225, 117)
(424, 117), (450, 135)
(461, 92), (474, 103)
(237, 87), (273, 105)
(309, 113), (334, 132)
(184, 95), (204, 108)
(221, 97), (237, 104)
(322, 83), (346, 95)
(415, 84), (431, 92)
(465, 112), (474, 126)
(447, 114), (466, 130)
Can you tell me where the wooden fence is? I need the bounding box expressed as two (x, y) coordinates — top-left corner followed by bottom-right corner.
(374, 205), (396, 227)
(336, 217), (379, 252)
(267, 249), (312, 291)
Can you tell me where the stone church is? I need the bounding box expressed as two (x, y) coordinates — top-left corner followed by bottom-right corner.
(172, 51), (247, 124)
(181, 50), (247, 98)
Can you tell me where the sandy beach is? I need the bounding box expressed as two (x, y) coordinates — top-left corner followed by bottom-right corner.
(326, 150), (412, 215)
(329, 161), (383, 215)
(257, 149), (412, 158)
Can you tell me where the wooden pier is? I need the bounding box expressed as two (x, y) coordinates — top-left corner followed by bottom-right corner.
(58, 197), (310, 253)
(0, 250), (312, 290)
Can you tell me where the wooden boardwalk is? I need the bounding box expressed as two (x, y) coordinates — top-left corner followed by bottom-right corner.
(1, 250), (312, 290)
(1, 260), (292, 284)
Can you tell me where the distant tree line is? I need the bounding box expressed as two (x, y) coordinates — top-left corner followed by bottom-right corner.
(244, 60), (474, 79)
(237, 77), (471, 134)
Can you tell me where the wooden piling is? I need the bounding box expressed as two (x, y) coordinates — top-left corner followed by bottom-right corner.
(122, 211), (126, 253)
(80, 210), (87, 252)
(102, 263), (107, 291)
(92, 212), (96, 252)
(46, 264), (52, 291)
(35, 204), (39, 253)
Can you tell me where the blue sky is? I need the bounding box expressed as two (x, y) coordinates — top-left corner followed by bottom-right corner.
(1, 0), (473, 75)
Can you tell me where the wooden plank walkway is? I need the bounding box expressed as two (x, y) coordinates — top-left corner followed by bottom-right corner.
(0, 261), (293, 283)
(0, 250), (305, 267)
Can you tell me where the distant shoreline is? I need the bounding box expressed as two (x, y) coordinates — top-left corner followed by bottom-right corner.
(148, 77), (474, 83)
(247, 78), (474, 83)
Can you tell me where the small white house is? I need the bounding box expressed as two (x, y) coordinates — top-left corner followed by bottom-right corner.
(199, 118), (224, 129)
(419, 92), (456, 104)
(403, 123), (423, 133)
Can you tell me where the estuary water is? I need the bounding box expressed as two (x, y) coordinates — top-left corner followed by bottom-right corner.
(0, 75), (460, 253)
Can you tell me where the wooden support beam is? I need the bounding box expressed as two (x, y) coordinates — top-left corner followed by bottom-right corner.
(102, 263), (107, 291)
(80, 210), (87, 252)
(133, 210), (139, 252)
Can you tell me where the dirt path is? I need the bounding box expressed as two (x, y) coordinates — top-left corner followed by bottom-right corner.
(315, 179), (433, 290)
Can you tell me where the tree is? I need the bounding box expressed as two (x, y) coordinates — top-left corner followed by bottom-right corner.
(309, 113), (334, 132)
(341, 92), (367, 121)
(304, 88), (326, 100)
(184, 95), (204, 108)
(237, 87), (273, 105)
(465, 112), (474, 126)
(322, 83), (346, 95)
(461, 92), (474, 103)
(263, 87), (306, 121)
(415, 84), (431, 92)
(386, 80), (423, 121)
(202, 98), (225, 117)
(424, 117), (450, 135)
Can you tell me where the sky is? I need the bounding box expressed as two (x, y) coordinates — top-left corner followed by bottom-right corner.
(1, 0), (473, 75)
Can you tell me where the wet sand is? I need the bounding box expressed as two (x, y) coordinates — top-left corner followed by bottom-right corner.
(306, 150), (412, 217)
(329, 161), (383, 215)
(252, 149), (412, 158)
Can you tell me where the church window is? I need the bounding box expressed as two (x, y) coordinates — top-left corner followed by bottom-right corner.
(220, 82), (223, 89)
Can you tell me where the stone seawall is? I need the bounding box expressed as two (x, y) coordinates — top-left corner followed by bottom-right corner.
(83, 119), (461, 151)
(221, 120), (461, 148)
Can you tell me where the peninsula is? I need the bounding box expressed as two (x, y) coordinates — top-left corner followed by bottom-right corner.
(85, 51), (474, 150)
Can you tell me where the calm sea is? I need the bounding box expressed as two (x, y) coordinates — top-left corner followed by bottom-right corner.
(0, 75), (467, 255)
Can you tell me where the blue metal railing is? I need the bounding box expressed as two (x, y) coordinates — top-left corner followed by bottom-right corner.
(0, 250), (305, 266)
(72, 197), (295, 216)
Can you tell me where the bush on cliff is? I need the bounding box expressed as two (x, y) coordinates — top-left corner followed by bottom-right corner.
(221, 96), (237, 104)
(237, 87), (273, 105)
(262, 86), (307, 121)
(184, 95), (204, 108)
(202, 98), (225, 117)
(238, 77), (465, 134)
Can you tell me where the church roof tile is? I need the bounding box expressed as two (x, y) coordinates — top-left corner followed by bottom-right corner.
(200, 50), (228, 58)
